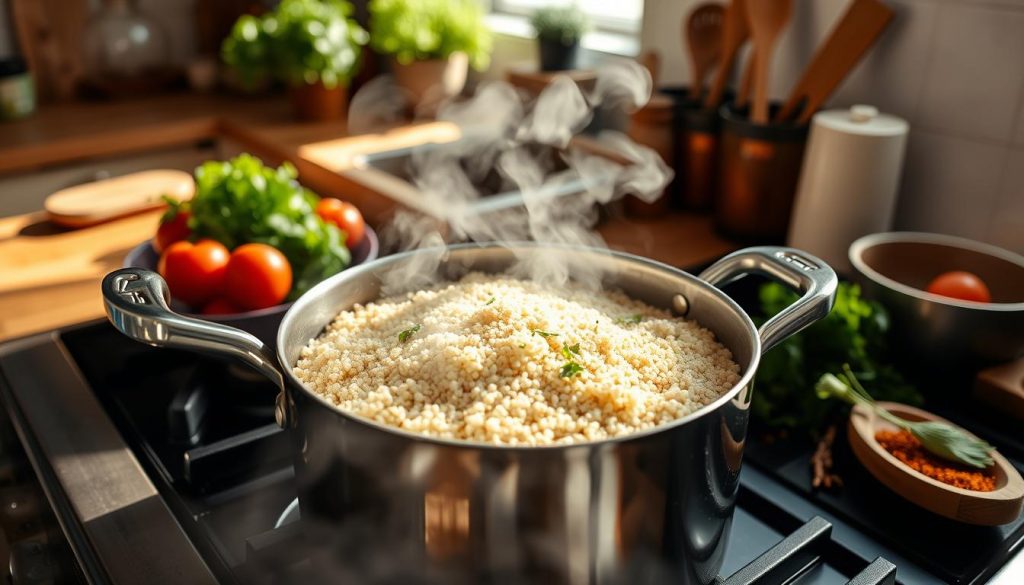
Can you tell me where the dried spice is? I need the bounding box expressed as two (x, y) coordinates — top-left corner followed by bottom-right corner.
(875, 430), (996, 492)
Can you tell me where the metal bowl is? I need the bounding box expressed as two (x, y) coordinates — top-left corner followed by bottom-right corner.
(123, 227), (379, 347)
(849, 232), (1024, 371)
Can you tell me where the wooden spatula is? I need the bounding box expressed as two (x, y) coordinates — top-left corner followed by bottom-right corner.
(746, 0), (793, 124)
(685, 3), (725, 100)
(703, 0), (749, 110)
(775, 0), (894, 124)
(733, 53), (756, 109)
(45, 170), (194, 228)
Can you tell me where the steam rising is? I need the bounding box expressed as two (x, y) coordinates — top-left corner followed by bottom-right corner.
(348, 59), (672, 294)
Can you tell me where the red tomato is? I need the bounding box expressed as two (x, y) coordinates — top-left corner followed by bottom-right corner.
(201, 298), (242, 316)
(224, 243), (293, 311)
(157, 239), (230, 307)
(154, 210), (191, 253)
(316, 198), (343, 223)
(317, 197), (365, 246)
(926, 271), (992, 303)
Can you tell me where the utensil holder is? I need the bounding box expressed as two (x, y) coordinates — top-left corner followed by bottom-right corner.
(716, 101), (809, 242)
(625, 87), (731, 216)
(660, 87), (730, 212)
(625, 91), (677, 217)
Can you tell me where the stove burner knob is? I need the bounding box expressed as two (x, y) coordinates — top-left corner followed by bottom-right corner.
(0, 488), (42, 540)
(9, 540), (60, 585)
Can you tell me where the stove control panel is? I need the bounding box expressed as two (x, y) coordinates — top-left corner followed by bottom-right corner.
(0, 411), (83, 584)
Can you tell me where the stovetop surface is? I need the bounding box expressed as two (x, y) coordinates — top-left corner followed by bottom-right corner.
(35, 323), (1024, 584)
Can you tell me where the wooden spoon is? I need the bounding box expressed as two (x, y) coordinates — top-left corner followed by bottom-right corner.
(685, 3), (725, 100)
(745, 0), (793, 124)
(704, 0), (749, 110)
(775, 0), (894, 123)
(848, 401), (1024, 526)
(733, 53), (756, 109)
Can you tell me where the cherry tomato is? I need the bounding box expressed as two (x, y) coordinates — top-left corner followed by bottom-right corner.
(316, 197), (365, 246)
(201, 298), (242, 316)
(316, 198), (343, 223)
(224, 243), (293, 311)
(158, 239), (230, 307)
(154, 210), (191, 253)
(926, 271), (991, 303)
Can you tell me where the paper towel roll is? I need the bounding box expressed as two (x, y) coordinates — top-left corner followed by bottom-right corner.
(787, 105), (908, 274)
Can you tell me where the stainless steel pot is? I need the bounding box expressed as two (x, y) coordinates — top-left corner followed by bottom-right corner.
(101, 243), (836, 585)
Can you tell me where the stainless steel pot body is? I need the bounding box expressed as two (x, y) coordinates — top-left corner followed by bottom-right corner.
(102, 244), (836, 584)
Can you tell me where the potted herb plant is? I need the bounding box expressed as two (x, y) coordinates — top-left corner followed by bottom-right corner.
(530, 5), (590, 72)
(368, 0), (491, 110)
(221, 14), (273, 94)
(222, 0), (368, 121)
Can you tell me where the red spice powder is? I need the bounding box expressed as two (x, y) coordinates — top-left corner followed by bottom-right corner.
(875, 429), (996, 492)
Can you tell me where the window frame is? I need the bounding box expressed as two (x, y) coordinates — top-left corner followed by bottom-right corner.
(489, 0), (643, 36)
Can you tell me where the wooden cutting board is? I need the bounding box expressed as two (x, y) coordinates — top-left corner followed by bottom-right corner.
(45, 170), (194, 228)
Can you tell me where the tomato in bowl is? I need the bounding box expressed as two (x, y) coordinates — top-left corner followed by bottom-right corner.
(124, 226), (379, 347)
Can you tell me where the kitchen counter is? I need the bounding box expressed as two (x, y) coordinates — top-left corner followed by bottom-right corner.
(0, 93), (738, 342)
(0, 93), (314, 174)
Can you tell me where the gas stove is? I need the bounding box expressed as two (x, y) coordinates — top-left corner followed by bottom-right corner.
(0, 321), (1022, 584)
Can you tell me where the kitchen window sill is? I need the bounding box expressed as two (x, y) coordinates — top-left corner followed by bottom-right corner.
(485, 13), (641, 59)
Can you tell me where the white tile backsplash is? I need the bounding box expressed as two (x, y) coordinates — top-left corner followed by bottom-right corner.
(916, 3), (1024, 143)
(895, 130), (1008, 238)
(640, 0), (1024, 253)
(989, 148), (1024, 252)
(829, 0), (939, 123)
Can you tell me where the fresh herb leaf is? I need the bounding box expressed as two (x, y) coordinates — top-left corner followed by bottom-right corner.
(187, 154), (350, 299)
(486, 296), (496, 305)
(518, 342), (526, 348)
(560, 343), (581, 360)
(398, 324), (421, 343)
(160, 194), (186, 224)
(560, 361), (585, 378)
(815, 367), (994, 469)
(615, 314), (643, 325)
(531, 329), (559, 338)
(753, 282), (920, 432)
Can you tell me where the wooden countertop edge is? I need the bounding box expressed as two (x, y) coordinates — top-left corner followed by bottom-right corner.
(0, 116), (221, 175)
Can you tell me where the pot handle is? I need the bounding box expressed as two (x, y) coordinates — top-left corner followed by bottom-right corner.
(699, 247), (837, 354)
(101, 268), (285, 390)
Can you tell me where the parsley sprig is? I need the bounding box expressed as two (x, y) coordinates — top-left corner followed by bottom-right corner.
(560, 362), (585, 378)
(559, 342), (585, 378)
(531, 329), (559, 338)
(398, 324), (421, 343)
(615, 314), (643, 325)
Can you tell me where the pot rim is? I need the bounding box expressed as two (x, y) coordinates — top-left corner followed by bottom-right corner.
(277, 241), (762, 451)
(849, 231), (1024, 311)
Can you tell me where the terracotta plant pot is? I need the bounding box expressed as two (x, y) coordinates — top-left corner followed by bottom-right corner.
(289, 81), (349, 122)
(390, 52), (469, 112)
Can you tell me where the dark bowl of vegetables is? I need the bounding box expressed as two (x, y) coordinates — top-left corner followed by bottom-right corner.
(849, 232), (1024, 372)
(125, 154), (379, 347)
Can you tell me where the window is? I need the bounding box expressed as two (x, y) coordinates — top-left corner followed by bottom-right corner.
(490, 0), (643, 35)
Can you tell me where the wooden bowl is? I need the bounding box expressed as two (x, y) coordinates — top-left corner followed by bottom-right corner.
(848, 401), (1024, 526)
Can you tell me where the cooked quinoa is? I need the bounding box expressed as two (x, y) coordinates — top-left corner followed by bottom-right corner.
(293, 273), (741, 445)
